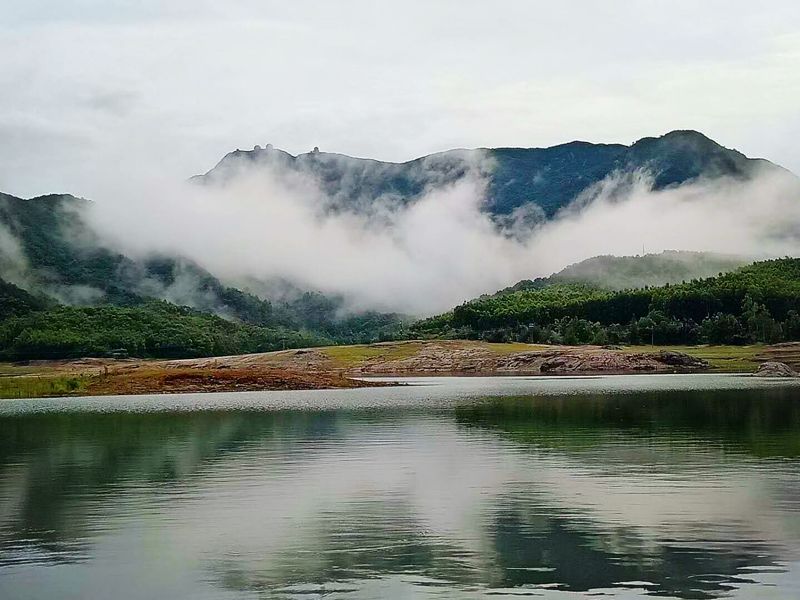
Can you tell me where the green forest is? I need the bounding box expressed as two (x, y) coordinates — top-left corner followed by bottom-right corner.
(0, 290), (330, 360)
(4, 256), (800, 360)
(412, 258), (800, 346)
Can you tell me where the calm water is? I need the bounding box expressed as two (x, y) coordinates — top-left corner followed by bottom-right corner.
(1, 374), (800, 599)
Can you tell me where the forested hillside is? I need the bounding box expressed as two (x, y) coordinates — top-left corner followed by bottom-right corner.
(0, 297), (327, 361)
(0, 278), (51, 320)
(0, 192), (407, 348)
(413, 258), (800, 346)
(498, 251), (750, 293)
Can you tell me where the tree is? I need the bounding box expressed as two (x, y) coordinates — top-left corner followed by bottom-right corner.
(742, 295), (780, 343)
(700, 313), (743, 345)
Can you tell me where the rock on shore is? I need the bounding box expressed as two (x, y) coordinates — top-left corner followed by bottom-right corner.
(753, 361), (799, 377)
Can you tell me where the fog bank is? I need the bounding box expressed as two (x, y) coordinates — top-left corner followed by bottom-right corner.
(79, 156), (800, 315)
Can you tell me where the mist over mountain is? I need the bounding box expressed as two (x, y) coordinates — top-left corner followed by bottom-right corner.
(498, 251), (753, 295)
(1, 130), (799, 345)
(0, 191), (406, 344)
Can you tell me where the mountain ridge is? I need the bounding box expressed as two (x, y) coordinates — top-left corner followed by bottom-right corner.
(199, 130), (764, 171)
(495, 250), (753, 295)
(192, 130), (788, 219)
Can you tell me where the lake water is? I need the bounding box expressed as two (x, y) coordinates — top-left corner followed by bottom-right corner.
(1, 374), (800, 599)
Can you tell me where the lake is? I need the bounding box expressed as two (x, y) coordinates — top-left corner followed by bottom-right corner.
(1, 374), (800, 599)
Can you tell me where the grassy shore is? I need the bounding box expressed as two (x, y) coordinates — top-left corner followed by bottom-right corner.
(0, 341), (789, 400)
(321, 340), (549, 368)
(321, 341), (427, 367)
(0, 374), (88, 399)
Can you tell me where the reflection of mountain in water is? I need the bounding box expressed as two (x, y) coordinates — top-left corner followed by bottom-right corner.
(1, 389), (799, 599)
(0, 410), (346, 563)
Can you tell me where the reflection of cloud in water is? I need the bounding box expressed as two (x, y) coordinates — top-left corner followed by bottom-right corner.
(143, 417), (796, 597)
(1, 398), (800, 598)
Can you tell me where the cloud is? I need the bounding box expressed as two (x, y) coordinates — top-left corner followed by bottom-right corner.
(526, 165), (800, 275)
(2, 1), (800, 198)
(83, 154), (800, 316)
(86, 152), (526, 314)
(0, 221), (31, 288)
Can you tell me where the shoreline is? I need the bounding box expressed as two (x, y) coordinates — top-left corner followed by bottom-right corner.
(1, 340), (794, 400)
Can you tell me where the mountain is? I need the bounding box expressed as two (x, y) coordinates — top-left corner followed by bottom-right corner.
(192, 130), (784, 219)
(0, 191), (280, 315)
(0, 130), (793, 360)
(0, 191), (406, 359)
(0, 296), (326, 361)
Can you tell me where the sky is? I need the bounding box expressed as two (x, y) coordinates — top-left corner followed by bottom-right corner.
(1, 0), (799, 199)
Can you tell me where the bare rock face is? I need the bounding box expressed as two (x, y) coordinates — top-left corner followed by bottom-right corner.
(753, 361), (799, 377)
(648, 350), (708, 369)
(348, 341), (711, 376)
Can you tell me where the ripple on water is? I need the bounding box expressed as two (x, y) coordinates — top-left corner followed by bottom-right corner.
(1, 375), (799, 599)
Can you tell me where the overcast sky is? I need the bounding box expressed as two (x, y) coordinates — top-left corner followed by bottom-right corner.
(2, 0), (799, 199)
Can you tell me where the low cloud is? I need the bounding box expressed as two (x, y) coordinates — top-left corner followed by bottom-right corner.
(525, 166), (800, 276)
(0, 221), (31, 288)
(82, 155), (800, 316)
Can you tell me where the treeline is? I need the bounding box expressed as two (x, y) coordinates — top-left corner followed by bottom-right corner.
(412, 258), (800, 345)
(0, 275), (405, 360)
(0, 297), (329, 360)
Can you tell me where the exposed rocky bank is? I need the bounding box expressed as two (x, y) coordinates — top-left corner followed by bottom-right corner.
(345, 342), (709, 375)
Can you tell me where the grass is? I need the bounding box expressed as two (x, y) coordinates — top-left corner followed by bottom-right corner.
(321, 341), (426, 367)
(322, 340), (549, 368)
(483, 342), (549, 354)
(0, 374), (89, 399)
(0, 363), (43, 376)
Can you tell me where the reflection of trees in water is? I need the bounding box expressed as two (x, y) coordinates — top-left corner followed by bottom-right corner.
(204, 493), (782, 600)
(0, 392), (798, 598)
(455, 388), (800, 457)
(0, 410), (346, 564)
(490, 504), (777, 599)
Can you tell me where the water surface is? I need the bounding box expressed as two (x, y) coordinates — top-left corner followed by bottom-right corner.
(1, 374), (799, 599)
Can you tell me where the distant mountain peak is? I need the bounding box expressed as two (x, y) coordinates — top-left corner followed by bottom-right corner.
(192, 131), (790, 218)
